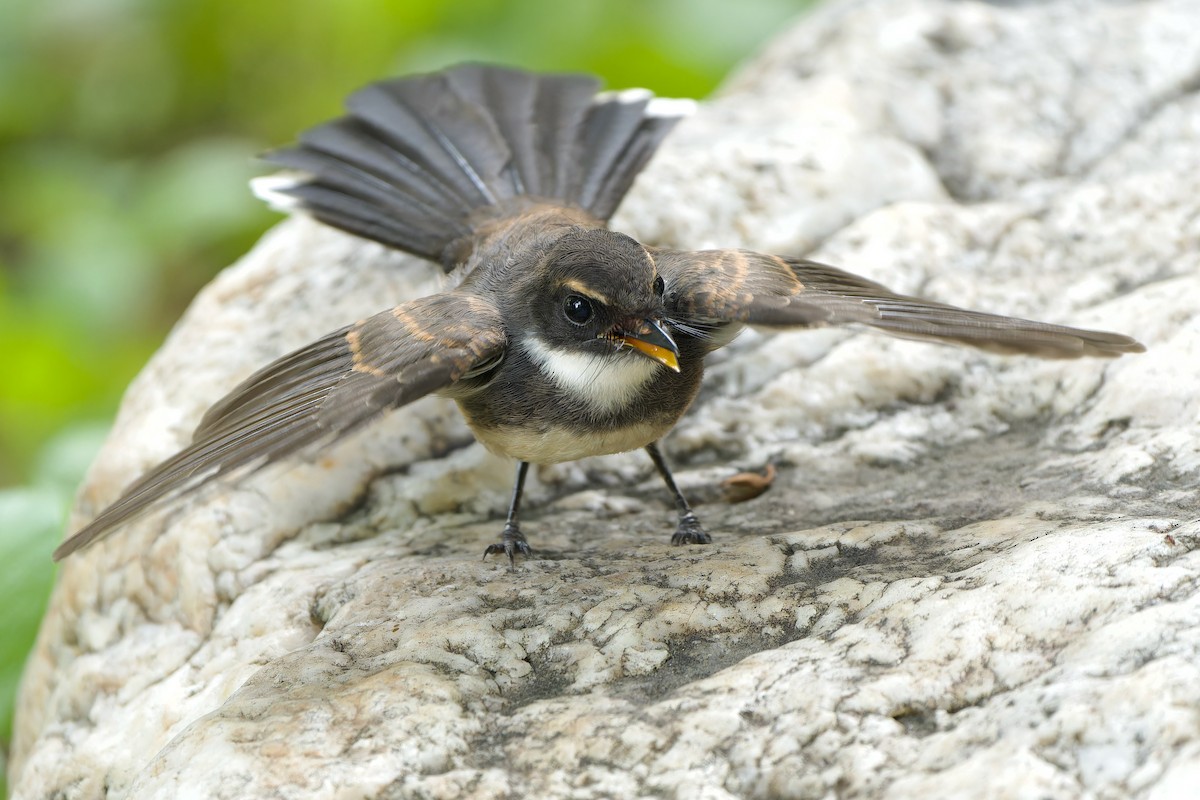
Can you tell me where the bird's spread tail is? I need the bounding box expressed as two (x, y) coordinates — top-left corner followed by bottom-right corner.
(253, 64), (694, 267)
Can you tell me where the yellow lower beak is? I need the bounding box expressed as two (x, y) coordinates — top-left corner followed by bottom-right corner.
(618, 320), (681, 372)
(621, 337), (680, 371)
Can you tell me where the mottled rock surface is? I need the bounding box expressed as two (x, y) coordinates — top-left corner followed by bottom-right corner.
(12, 0), (1200, 798)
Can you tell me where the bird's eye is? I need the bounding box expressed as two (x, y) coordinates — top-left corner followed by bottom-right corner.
(563, 294), (594, 325)
(653, 275), (665, 296)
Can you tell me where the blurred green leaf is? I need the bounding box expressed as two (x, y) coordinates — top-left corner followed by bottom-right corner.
(0, 488), (62, 725)
(0, 423), (104, 796)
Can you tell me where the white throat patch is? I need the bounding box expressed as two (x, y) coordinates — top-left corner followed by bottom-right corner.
(523, 335), (660, 414)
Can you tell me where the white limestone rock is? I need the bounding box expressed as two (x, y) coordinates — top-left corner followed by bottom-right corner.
(12, 0), (1200, 798)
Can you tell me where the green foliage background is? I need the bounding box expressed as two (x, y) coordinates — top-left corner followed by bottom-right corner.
(0, 0), (812, 790)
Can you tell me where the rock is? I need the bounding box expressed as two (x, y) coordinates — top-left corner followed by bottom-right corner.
(11, 0), (1200, 797)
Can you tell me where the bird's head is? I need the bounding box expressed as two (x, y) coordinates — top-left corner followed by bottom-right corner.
(523, 227), (679, 373)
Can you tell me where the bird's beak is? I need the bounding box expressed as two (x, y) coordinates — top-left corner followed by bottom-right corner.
(616, 319), (680, 372)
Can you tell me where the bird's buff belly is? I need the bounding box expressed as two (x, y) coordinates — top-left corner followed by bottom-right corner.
(466, 418), (669, 464)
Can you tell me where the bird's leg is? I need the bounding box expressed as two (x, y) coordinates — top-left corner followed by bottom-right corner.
(645, 441), (711, 545)
(483, 461), (533, 567)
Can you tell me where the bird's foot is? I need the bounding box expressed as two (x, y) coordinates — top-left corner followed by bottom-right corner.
(483, 523), (532, 568)
(670, 511), (712, 546)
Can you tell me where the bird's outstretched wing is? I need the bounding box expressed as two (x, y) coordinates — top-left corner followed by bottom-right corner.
(54, 292), (506, 560)
(653, 249), (1144, 358)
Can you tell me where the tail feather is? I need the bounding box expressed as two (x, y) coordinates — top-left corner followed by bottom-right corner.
(268, 142), (456, 227)
(530, 73), (605, 201)
(347, 75), (510, 206)
(575, 90), (651, 213)
(584, 99), (684, 220)
(300, 120), (469, 213)
(447, 66), (536, 195)
(450, 66), (599, 199)
(254, 173), (465, 258)
(253, 64), (692, 267)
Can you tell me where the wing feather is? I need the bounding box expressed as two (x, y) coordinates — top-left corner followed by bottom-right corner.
(654, 249), (1144, 358)
(55, 292), (506, 560)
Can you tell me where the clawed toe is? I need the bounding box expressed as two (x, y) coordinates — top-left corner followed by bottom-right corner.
(482, 523), (532, 568)
(670, 511), (712, 546)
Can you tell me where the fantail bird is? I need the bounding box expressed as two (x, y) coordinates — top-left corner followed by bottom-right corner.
(52, 64), (1144, 564)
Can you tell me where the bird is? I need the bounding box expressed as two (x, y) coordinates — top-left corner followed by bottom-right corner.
(52, 63), (1145, 565)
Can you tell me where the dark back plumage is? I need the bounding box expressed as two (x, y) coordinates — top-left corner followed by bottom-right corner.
(254, 64), (692, 267)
